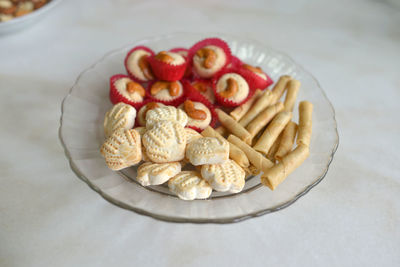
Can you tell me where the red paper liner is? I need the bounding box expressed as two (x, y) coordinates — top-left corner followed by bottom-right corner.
(227, 56), (242, 69)
(188, 38), (232, 79)
(124, 46), (155, 83)
(211, 70), (255, 108)
(109, 74), (147, 109)
(182, 80), (218, 131)
(146, 80), (186, 106)
(237, 65), (273, 90)
(147, 53), (187, 81)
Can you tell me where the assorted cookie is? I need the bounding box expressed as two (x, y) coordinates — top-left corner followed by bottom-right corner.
(100, 37), (313, 200)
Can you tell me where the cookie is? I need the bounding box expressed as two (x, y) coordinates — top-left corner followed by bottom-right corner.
(185, 136), (229, 166)
(146, 106), (188, 129)
(201, 159), (245, 193)
(142, 120), (186, 163)
(103, 103), (136, 137)
(168, 171), (212, 200)
(185, 128), (202, 144)
(136, 162), (181, 186)
(100, 128), (142, 170)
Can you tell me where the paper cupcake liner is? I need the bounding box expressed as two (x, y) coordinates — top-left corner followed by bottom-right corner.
(211, 69), (255, 108)
(188, 38), (232, 79)
(124, 46), (155, 83)
(237, 65), (273, 91)
(109, 74), (147, 109)
(146, 81), (186, 106)
(227, 56), (243, 69)
(182, 80), (218, 131)
(147, 55), (187, 81)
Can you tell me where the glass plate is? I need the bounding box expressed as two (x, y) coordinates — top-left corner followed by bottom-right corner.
(59, 32), (339, 224)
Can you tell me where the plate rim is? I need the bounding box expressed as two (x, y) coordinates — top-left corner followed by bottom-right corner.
(59, 32), (339, 224)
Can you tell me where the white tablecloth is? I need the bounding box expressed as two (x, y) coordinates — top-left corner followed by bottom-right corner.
(1, 0), (399, 266)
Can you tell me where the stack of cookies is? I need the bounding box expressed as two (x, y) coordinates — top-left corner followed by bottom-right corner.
(100, 37), (314, 200)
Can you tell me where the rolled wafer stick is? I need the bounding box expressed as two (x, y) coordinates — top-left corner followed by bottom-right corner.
(243, 165), (261, 178)
(230, 89), (263, 121)
(275, 121), (298, 161)
(238, 90), (273, 127)
(228, 135), (274, 173)
(270, 75), (292, 104)
(283, 79), (300, 112)
(201, 126), (250, 168)
(297, 101), (313, 147)
(266, 133), (282, 162)
(261, 144), (309, 190)
(246, 102), (284, 140)
(253, 111), (292, 155)
(215, 126), (229, 137)
(216, 109), (252, 145)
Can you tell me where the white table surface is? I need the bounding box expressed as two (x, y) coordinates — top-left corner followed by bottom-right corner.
(1, 0), (399, 266)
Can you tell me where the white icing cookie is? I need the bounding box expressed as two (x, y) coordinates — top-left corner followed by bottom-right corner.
(201, 159), (245, 193)
(146, 106), (188, 129)
(137, 162), (181, 186)
(142, 120), (187, 163)
(103, 103), (136, 137)
(100, 128), (142, 170)
(168, 171), (212, 200)
(185, 137), (229, 166)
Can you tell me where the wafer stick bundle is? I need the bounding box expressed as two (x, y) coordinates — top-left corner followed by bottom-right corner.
(220, 74), (313, 191)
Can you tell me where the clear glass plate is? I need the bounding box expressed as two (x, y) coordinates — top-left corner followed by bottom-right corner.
(59, 32), (339, 223)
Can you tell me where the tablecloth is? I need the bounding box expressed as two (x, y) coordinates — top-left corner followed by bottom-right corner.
(1, 0), (399, 266)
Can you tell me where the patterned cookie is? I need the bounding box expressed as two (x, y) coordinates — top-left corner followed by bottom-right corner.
(103, 103), (136, 137)
(133, 127), (150, 162)
(100, 128), (142, 170)
(201, 159), (245, 193)
(168, 171), (212, 200)
(146, 106), (188, 129)
(136, 162), (181, 186)
(142, 120), (187, 163)
(185, 137), (229, 166)
(185, 128), (202, 144)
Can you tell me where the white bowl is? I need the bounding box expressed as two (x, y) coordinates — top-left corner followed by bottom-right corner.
(0, 0), (61, 35)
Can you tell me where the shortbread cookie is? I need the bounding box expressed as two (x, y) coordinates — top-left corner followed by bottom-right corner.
(103, 103), (136, 137)
(137, 162), (181, 186)
(142, 120), (187, 163)
(168, 171), (212, 200)
(186, 137), (229, 166)
(201, 159), (245, 193)
(146, 106), (188, 129)
(100, 128), (142, 170)
(185, 128), (202, 144)
(134, 127), (149, 161)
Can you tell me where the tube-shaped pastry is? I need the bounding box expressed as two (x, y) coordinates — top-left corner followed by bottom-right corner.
(216, 109), (252, 145)
(266, 133), (282, 163)
(275, 121), (298, 161)
(253, 111), (292, 155)
(238, 90), (273, 127)
(297, 101), (313, 147)
(246, 102), (284, 140)
(230, 89), (263, 121)
(270, 75), (292, 104)
(201, 126), (249, 168)
(227, 135), (274, 173)
(215, 126), (229, 137)
(261, 144), (309, 190)
(283, 79), (300, 112)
